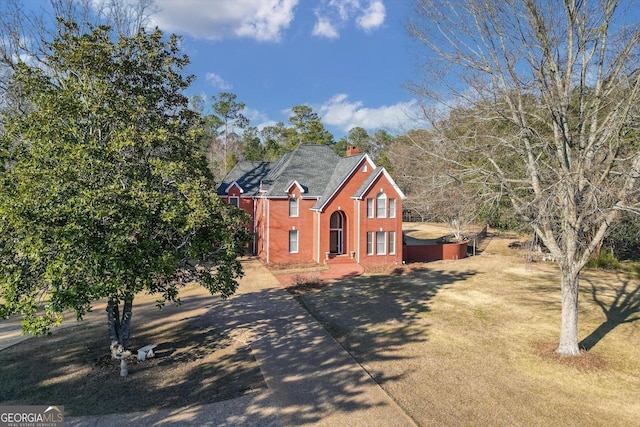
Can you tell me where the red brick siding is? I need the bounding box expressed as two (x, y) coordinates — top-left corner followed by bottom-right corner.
(227, 158), (403, 267)
(403, 242), (468, 262)
(356, 173), (403, 267)
(260, 186), (317, 264)
(321, 161), (403, 267)
(223, 184), (255, 220)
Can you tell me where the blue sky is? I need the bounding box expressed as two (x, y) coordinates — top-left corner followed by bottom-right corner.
(148, 0), (419, 139)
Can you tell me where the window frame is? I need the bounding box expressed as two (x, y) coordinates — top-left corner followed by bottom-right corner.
(228, 196), (239, 207)
(289, 197), (299, 217)
(366, 198), (374, 218)
(366, 232), (375, 255)
(376, 231), (386, 255)
(289, 230), (299, 253)
(388, 231), (396, 255)
(388, 198), (396, 218)
(376, 192), (387, 218)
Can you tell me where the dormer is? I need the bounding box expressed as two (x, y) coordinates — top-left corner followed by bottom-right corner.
(224, 181), (244, 195)
(286, 180), (307, 196)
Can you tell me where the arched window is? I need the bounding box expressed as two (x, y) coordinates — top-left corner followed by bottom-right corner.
(329, 211), (345, 254)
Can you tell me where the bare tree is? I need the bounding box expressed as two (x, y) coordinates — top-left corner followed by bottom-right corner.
(388, 130), (481, 237)
(409, 0), (640, 355)
(0, 0), (155, 100)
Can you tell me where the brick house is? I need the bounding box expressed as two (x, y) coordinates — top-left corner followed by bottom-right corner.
(218, 144), (405, 267)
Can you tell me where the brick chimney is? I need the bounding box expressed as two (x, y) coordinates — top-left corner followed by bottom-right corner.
(346, 145), (360, 156)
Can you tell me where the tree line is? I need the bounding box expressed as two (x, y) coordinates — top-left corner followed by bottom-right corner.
(200, 90), (640, 267)
(190, 93), (396, 181)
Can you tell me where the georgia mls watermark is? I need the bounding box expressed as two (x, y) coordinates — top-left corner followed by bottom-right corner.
(0, 406), (64, 427)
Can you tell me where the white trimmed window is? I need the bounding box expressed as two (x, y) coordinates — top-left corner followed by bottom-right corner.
(366, 198), (374, 218)
(366, 232), (374, 255)
(388, 198), (396, 218)
(228, 196), (239, 207)
(388, 231), (396, 255)
(376, 192), (387, 218)
(289, 230), (299, 253)
(376, 231), (386, 254)
(289, 197), (299, 217)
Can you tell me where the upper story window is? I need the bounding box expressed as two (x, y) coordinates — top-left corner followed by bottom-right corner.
(388, 198), (396, 218)
(376, 192), (387, 218)
(228, 196), (239, 207)
(289, 197), (299, 217)
(366, 198), (374, 218)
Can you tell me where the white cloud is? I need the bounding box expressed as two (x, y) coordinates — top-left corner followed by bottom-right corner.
(320, 94), (418, 132)
(243, 107), (270, 125)
(312, 16), (339, 39)
(151, 0), (299, 42)
(205, 73), (232, 90)
(313, 0), (386, 39)
(356, 1), (385, 32)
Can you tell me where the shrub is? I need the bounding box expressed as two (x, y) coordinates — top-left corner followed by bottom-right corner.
(586, 250), (621, 270)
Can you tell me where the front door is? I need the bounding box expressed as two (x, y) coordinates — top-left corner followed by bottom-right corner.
(329, 211), (344, 254)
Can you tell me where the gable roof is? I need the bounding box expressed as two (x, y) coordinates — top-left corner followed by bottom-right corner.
(217, 145), (401, 207)
(260, 145), (357, 198)
(352, 167), (407, 200)
(219, 145), (362, 198)
(217, 161), (274, 196)
(311, 154), (375, 210)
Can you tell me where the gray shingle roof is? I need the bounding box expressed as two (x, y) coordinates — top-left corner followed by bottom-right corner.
(311, 154), (365, 209)
(217, 161), (274, 196)
(218, 145), (367, 202)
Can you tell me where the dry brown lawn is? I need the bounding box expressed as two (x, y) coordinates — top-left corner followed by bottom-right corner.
(296, 223), (640, 426)
(1, 223), (638, 426)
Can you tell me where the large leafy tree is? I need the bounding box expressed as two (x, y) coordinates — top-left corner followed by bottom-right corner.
(410, 0), (640, 355)
(0, 21), (251, 370)
(286, 105), (334, 147)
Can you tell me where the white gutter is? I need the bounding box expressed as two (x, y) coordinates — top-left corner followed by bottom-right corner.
(357, 201), (361, 264)
(316, 210), (321, 263)
(266, 198), (270, 264)
(253, 198), (257, 254)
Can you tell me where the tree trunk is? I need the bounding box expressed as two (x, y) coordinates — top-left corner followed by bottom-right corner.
(557, 267), (581, 356)
(107, 298), (133, 359)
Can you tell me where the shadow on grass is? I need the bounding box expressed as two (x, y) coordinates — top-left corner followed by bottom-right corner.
(294, 267), (476, 384)
(580, 276), (640, 351)
(0, 262), (474, 425)
(3, 272), (432, 425)
(0, 294), (266, 417)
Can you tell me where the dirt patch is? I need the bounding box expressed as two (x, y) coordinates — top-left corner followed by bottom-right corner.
(533, 341), (610, 372)
(268, 260), (326, 272)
